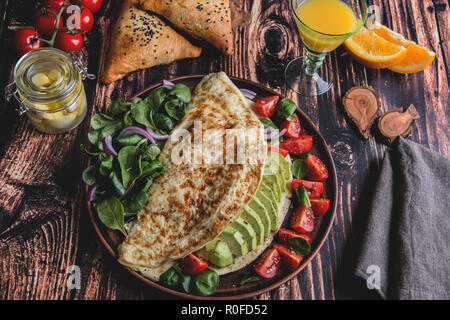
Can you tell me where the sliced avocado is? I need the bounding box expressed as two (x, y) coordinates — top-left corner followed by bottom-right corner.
(255, 189), (278, 232)
(276, 172), (286, 193)
(219, 226), (248, 257)
(197, 239), (233, 267)
(241, 207), (265, 245)
(232, 217), (257, 251)
(265, 151), (291, 181)
(248, 197), (271, 237)
(262, 175), (281, 202)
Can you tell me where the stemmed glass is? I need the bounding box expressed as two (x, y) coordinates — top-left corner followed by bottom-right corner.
(285, 0), (368, 96)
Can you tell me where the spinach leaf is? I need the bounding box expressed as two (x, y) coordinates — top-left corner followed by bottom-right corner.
(164, 99), (186, 121)
(169, 84), (191, 103)
(88, 129), (100, 146)
(190, 268), (219, 296)
(146, 87), (168, 111)
(117, 146), (140, 188)
(159, 265), (180, 289)
(99, 121), (123, 141)
(91, 114), (118, 130)
(288, 237), (311, 256)
(296, 186), (311, 208)
(117, 134), (144, 146)
(108, 171), (126, 196)
(80, 144), (101, 156)
(130, 99), (152, 128)
(275, 98), (296, 121)
(96, 197), (127, 236)
(82, 165), (97, 186)
(123, 110), (134, 126)
(141, 159), (163, 177)
(108, 100), (130, 115)
(98, 153), (113, 176)
(141, 144), (161, 161)
(292, 159), (308, 179)
(259, 118), (278, 129)
(239, 271), (262, 285)
(173, 264), (191, 293)
(153, 113), (174, 133)
(124, 191), (148, 216)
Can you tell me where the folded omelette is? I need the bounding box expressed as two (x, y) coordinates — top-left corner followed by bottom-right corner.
(118, 72), (268, 277)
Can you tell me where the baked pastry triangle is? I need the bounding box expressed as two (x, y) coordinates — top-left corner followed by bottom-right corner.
(101, 0), (202, 83)
(138, 0), (234, 55)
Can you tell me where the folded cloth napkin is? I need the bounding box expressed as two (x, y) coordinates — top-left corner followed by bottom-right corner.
(354, 137), (450, 300)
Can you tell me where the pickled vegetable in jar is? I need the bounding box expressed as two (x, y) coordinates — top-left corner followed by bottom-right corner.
(7, 48), (94, 134)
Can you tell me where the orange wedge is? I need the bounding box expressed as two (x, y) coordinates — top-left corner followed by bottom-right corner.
(367, 21), (436, 74)
(344, 25), (408, 69)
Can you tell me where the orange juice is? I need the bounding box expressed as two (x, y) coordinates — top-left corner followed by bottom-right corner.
(294, 0), (357, 53)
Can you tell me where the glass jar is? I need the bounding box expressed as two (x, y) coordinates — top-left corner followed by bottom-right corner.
(6, 48), (94, 134)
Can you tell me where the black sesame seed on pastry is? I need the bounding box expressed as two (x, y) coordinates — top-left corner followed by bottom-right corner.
(138, 0), (234, 55)
(101, 0), (202, 83)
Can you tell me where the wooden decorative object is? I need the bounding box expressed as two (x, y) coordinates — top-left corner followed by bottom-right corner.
(342, 86), (381, 139)
(378, 104), (420, 142)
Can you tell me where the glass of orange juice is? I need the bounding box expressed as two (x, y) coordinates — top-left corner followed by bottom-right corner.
(285, 0), (368, 96)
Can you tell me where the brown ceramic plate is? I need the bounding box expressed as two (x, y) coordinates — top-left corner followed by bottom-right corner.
(86, 75), (337, 300)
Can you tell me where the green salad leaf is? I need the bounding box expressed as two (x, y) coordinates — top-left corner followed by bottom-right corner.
(276, 98), (296, 121)
(96, 197), (127, 236)
(291, 159), (308, 179)
(288, 237), (311, 256)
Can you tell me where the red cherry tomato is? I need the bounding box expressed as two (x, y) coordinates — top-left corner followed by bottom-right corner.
(291, 204), (315, 234)
(73, 0), (102, 13)
(267, 145), (289, 158)
(34, 8), (62, 38)
(43, 0), (68, 10)
(55, 30), (83, 52)
(13, 28), (42, 56)
(65, 5), (94, 33)
(310, 198), (330, 216)
(273, 243), (303, 271)
(179, 254), (208, 275)
(255, 96), (279, 117)
(291, 179), (324, 199)
(305, 155), (329, 181)
(278, 228), (311, 244)
(280, 135), (313, 155)
(281, 113), (301, 138)
(254, 248), (281, 279)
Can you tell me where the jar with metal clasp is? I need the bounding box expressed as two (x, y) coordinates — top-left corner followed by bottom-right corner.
(5, 48), (95, 134)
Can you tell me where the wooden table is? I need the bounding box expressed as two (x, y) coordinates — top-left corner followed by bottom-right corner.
(0, 0), (448, 300)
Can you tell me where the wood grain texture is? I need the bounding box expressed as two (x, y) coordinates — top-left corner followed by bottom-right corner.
(0, 0), (448, 300)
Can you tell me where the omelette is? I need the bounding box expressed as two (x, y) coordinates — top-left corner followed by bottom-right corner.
(118, 72), (268, 277)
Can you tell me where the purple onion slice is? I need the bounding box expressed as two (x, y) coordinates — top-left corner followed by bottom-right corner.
(117, 126), (156, 144)
(264, 128), (287, 141)
(240, 88), (257, 100)
(146, 127), (169, 140)
(103, 135), (118, 157)
(161, 80), (175, 89)
(87, 184), (98, 203)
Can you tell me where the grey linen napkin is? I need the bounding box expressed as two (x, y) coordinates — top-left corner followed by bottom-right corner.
(354, 137), (450, 300)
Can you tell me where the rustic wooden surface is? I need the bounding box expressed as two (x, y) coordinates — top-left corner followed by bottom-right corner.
(0, 0), (448, 300)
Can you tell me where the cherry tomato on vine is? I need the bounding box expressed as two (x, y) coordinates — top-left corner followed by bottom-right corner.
(34, 8), (62, 38)
(73, 0), (102, 13)
(43, 0), (69, 10)
(65, 5), (94, 33)
(13, 28), (42, 56)
(55, 30), (83, 52)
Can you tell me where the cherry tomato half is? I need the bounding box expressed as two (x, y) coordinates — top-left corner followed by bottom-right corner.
(65, 5), (94, 33)
(254, 248), (281, 279)
(291, 204), (315, 234)
(13, 28), (42, 56)
(305, 155), (329, 181)
(267, 145), (289, 158)
(278, 228), (311, 245)
(55, 30), (83, 52)
(273, 243), (303, 271)
(310, 198), (330, 217)
(255, 96), (279, 118)
(43, 0), (68, 10)
(281, 113), (301, 138)
(73, 0), (102, 13)
(291, 179), (324, 199)
(179, 254), (208, 275)
(280, 135), (313, 155)
(34, 8), (62, 38)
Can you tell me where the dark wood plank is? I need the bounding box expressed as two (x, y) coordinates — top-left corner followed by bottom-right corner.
(0, 0), (448, 300)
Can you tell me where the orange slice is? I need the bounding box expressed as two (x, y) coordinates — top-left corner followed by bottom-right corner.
(344, 25), (408, 69)
(367, 21), (436, 74)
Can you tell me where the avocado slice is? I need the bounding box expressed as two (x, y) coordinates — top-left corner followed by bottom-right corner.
(197, 239), (233, 267)
(262, 175), (281, 202)
(241, 207), (265, 245)
(248, 197), (271, 237)
(276, 172), (286, 192)
(255, 189), (278, 232)
(219, 226), (248, 257)
(265, 151), (291, 181)
(232, 217), (257, 251)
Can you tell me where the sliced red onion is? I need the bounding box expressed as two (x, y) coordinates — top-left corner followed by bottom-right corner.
(117, 126), (156, 144)
(240, 88), (257, 100)
(146, 127), (170, 140)
(103, 135), (118, 157)
(265, 128), (287, 141)
(87, 184), (98, 203)
(119, 180), (136, 200)
(161, 80), (175, 89)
